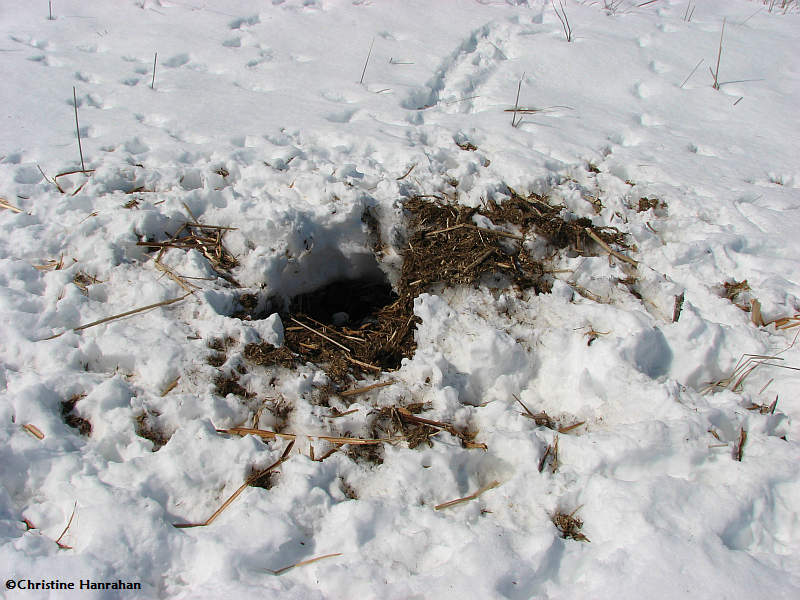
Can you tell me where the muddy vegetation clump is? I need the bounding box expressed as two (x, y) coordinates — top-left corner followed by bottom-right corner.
(60, 394), (92, 437)
(135, 411), (171, 451)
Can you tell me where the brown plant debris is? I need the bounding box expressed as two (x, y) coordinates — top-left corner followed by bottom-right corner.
(735, 428), (747, 462)
(54, 501), (78, 550)
(22, 424), (45, 440)
(552, 508), (589, 542)
(637, 197), (666, 213)
(214, 373), (253, 399)
(746, 396), (778, 415)
(723, 279), (751, 310)
(370, 405), (486, 450)
(135, 411), (171, 451)
(266, 553), (342, 576)
(514, 395), (584, 434)
(174, 440), (294, 528)
(434, 480), (500, 510)
(0, 197), (25, 213)
(73, 271), (100, 295)
(61, 395), (91, 436)
(538, 436), (560, 473)
(137, 212), (239, 287)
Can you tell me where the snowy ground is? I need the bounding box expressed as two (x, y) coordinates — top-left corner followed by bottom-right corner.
(1, 0), (799, 598)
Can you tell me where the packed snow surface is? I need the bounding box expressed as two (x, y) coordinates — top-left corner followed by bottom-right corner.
(1, 0), (799, 598)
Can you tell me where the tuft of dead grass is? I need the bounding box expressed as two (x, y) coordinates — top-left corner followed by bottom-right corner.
(552, 507), (589, 542)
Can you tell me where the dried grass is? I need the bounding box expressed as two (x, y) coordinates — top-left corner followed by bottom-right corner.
(434, 480), (500, 510)
(552, 507), (589, 542)
(173, 440), (294, 528)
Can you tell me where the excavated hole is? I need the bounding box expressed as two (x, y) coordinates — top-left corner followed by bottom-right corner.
(290, 276), (397, 328)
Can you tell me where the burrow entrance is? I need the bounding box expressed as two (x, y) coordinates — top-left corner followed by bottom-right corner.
(239, 191), (632, 385)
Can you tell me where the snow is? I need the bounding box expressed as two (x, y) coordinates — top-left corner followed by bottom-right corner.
(1, 0), (799, 598)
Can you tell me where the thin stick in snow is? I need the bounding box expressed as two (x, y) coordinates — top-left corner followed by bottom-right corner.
(359, 37), (374, 85)
(680, 58), (703, 88)
(735, 428), (747, 461)
(151, 52), (157, 89)
(434, 480), (500, 510)
(0, 198), (24, 213)
(552, 1), (573, 42)
(267, 553), (342, 576)
(54, 501), (77, 550)
(44, 292), (193, 339)
(710, 18), (726, 90)
(173, 440), (295, 528)
(584, 228), (638, 266)
(511, 73), (524, 127)
(73, 87), (86, 172)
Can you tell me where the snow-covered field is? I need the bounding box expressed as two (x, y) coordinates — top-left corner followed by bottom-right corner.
(1, 0), (799, 597)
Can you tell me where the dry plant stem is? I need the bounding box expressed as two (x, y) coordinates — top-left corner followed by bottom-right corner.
(584, 228), (638, 266)
(396, 163), (416, 180)
(0, 198), (24, 213)
(73, 87), (85, 172)
(154, 258), (198, 293)
(359, 37), (374, 85)
(680, 59), (703, 88)
(735, 428), (747, 461)
(22, 424), (45, 439)
(512, 74), (524, 127)
(151, 52), (157, 89)
(217, 427), (404, 446)
(552, 0), (573, 42)
(426, 222), (523, 241)
(161, 377), (180, 397)
(673, 292), (685, 323)
(45, 292), (193, 339)
(55, 501), (77, 549)
(434, 480), (500, 510)
(173, 440), (295, 528)
(339, 380), (395, 397)
(710, 18), (726, 90)
(290, 317), (351, 353)
(750, 299), (765, 326)
(267, 553), (342, 576)
(395, 407), (487, 449)
(37, 165), (65, 193)
(558, 421), (585, 434)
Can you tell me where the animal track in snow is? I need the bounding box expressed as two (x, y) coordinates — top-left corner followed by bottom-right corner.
(402, 22), (510, 113)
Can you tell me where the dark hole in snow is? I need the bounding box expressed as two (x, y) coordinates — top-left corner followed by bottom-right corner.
(289, 276), (397, 328)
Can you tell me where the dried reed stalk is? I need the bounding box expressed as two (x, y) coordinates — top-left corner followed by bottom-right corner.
(45, 292), (193, 339)
(267, 553), (342, 576)
(55, 501), (77, 549)
(22, 424), (45, 439)
(217, 427), (404, 446)
(173, 440), (295, 528)
(0, 198), (24, 213)
(339, 380), (395, 397)
(434, 480), (500, 510)
(585, 228), (638, 266)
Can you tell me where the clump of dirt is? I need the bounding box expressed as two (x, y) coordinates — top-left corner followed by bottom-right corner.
(247, 466), (280, 490)
(214, 373), (253, 399)
(61, 394), (91, 437)
(135, 411), (171, 451)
